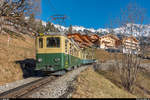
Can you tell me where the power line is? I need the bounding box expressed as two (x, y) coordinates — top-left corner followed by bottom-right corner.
(46, 0), (68, 26)
(50, 14), (67, 26)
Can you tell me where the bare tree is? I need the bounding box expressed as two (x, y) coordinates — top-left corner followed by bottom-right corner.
(114, 2), (148, 92)
(0, 0), (41, 36)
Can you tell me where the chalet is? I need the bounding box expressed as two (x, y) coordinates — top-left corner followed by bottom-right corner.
(89, 34), (99, 42)
(99, 34), (121, 49)
(89, 34), (100, 47)
(67, 33), (93, 48)
(122, 36), (140, 54)
(81, 35), (93, 47)
(67, 33), (84, 43)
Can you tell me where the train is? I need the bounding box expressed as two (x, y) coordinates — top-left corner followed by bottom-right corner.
(35, 32), (96, 75)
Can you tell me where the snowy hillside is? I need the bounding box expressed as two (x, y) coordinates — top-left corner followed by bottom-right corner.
(41, 20), (150, 37)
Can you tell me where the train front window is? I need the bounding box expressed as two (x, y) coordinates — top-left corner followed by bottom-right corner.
(39, 38), (43, 48)
(47, 37), (60, 48)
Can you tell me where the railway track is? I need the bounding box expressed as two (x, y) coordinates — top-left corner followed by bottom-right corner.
(0, 76), (56, 98)
(0, 65), (91, 98)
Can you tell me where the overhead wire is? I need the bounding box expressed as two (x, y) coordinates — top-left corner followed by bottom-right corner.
(47, 0), (70, 27)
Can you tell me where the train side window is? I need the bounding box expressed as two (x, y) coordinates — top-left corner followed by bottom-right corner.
(65, 40), (68, 53)
(69, 43), (72, 55)
(39, 38), (43, 48)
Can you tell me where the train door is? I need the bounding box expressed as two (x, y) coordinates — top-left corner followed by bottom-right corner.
(37, 37), (46, 67)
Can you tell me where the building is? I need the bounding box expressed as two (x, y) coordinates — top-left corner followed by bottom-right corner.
(81, 35), (93, 47)
(89, 34), (100, 47)
(67, 33), (93, 48)
(99, 34), (121, 49)
(122, 36), (140, 54)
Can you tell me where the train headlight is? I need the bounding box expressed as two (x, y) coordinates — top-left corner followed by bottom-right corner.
(54, 58), (60, 63)
(50, 67), (54, 71)
(38, 58), (42, 62)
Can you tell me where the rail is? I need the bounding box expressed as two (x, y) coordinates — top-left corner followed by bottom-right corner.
(0, 76), (56, 98)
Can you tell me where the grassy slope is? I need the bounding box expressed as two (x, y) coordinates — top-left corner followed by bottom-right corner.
(72, 49), (150, 98)
(95, 49), (150, 98)
(72, 67), (136, 98)
(97, 70), (150, 98)
(0, 34), (35, 85)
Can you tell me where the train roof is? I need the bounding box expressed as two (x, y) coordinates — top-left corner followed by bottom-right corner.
(37, 31), (67, 37)
(37, 31), (81, 49)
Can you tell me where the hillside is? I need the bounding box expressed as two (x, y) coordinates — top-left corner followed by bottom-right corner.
(72, 67), (136, 98)
(71, 49), (150, 98)
(51, 23), (150, 37)
(0, 34), (35, 85)
(72, 65), (150, 98)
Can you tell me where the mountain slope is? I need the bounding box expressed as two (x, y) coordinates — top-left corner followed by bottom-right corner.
(45, 22), (150, 37)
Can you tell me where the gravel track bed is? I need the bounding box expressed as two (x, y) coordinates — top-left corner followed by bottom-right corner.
(0, 77), (42, 94)
(29, 66), (90, 98)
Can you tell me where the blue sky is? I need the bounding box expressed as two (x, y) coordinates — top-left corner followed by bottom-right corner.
(39, 0), (150, 29)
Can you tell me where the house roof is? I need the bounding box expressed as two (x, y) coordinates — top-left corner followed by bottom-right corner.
(67, 33), (94, 48)
(81, 35), (93, 45)
(90, 34), (99, 39)
(89, 34), (100, 43)
(67, 33), (84, 43)
(99, 34), (120, 41)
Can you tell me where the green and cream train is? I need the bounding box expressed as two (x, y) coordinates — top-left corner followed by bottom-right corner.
(35, 32), (96, 74)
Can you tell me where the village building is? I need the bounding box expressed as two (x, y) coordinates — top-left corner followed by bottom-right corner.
(81, 35), (94, 47)
(67, 33), (93, 48)
(122, 36), (140, 54)
(89, 34), (100, 47)
(99, 34), (121, 49)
